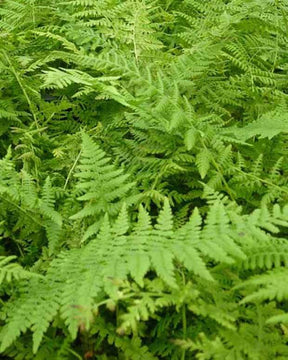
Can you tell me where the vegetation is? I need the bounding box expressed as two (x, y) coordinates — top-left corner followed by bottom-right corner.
(1, 0), (288, 358)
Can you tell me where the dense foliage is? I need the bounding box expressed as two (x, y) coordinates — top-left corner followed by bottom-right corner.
(1, 0), (288, 358)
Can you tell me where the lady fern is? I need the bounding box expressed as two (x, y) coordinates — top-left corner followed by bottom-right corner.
(1, 0), (288, 358)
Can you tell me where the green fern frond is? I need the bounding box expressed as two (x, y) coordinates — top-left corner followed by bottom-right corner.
(0, 256), (34, 284)
(70, 133), (137, 241)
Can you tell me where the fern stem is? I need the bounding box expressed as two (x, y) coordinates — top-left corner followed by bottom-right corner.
(132, 6), (140, 64)
(1, 195), (43, 227)
(150, 166), (166, 191)
(64, 150), (82, 190)
(272, 1), (280, 72)
(2, 50), (39, 129)
(15, 240), (24, 258)
(67, 348), (82, 360)
(234, 168), (288, 196)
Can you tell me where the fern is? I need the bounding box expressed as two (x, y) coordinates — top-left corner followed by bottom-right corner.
(70, 133), (137, 241)
(0, 256), (34, 284)
(1, 0), (288, 358)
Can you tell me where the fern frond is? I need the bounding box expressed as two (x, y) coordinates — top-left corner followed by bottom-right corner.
(0, 256), (34, 284)
(70, 133), (137, 241)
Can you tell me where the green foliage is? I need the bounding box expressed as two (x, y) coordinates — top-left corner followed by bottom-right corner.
(1, 0), (288, 358)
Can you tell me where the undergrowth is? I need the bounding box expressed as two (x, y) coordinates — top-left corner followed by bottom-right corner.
(1, 0), (288, 359)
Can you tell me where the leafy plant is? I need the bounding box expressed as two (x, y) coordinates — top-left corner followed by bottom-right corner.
(1, 0), (288, 358)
